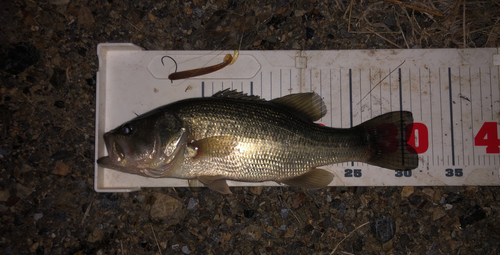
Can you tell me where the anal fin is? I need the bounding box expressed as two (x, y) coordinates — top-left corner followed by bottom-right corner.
(281, 168), (333, 189)
(198, 175), (232, 194)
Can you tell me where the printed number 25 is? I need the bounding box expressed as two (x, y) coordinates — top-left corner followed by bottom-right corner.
(474, 122), (500, 153)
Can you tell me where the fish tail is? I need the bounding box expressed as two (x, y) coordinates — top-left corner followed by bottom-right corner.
(359, 111), (419, 170)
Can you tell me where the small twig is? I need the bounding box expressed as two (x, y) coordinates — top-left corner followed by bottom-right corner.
(65, 117), (86, 133)
(348, 1), (399, 34)
(358, 60), (406, 105)
(120, 240), (124, 255)
(469, 21), (500, 34)
(151, 225), (162, 255)
(330, 222), (370, 255)
(484, 18), (500, 46)
(365, 27), (402, 48)
(463, 0), (466, 48)
(80, 196), (94, 227)
(343, 0), (352, 20)
(124, 18), (140, 31)
(385, 0), (444, 17)
(340, 252), (355, 255)
(395, 9), (410, 49)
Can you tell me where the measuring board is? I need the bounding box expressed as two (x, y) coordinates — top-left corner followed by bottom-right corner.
(95, 43), (500, 192)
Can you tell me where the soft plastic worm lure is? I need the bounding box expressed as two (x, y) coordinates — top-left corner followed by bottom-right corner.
(167, 50), (239, 80)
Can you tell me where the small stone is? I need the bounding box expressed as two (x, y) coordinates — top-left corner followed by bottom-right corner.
(242, 225), (262, 241)
(382, 239), (393, 252)
(278, 224), (287, 231)
(78, 7), (95, 25)
(291, 193), (306, 209)
(87, 228), (105, 243)
(294, 10), (303, 17)
(370, 216), (396, 243)
(422, 188), (434, 197)
(136, 194), (146, 203)
(187, 198), (198, 210)
(266, 35), (277, 44)
(171, 244), (179, 250)
(442, 217), (461, 228)
(432, 208), (447, 221)
(401, 186), (414, 197)
(284, 226), (295, 238)
(250, 186), (262, 195)
(0, 190), (9, 202)
(30, 242), (39, 253)
(280, 208), (290, 219)
(16, 183), (33, 199)
(147, 13), (156, 22)
(326, 195), (332, 203)
(33, 212), (43, 221)
(445, 204), (453, 210)
(193, 7), (205, 18)
(181, 245), (190, 254)
(53, 161), (69, 176)
(432, 189), (441, 203)
(460, 205), (486, 227)
(109, 10), (119, 19)
(21, 164), (32, 173)
(150, 193), (185, 225)
(337, 222), (344, 230)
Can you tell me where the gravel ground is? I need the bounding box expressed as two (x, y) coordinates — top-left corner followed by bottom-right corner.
(1, 0), (500, 254)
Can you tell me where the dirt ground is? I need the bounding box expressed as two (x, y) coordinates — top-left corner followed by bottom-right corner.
(1, 0), (500, 254)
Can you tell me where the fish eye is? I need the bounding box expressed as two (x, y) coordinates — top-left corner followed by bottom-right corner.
(121, 123), (133, 135)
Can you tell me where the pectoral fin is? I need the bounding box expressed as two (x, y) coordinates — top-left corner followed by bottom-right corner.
(281, 168), (333, 189)
(192, 136), (239, 159)
(198, 175), (232, 194)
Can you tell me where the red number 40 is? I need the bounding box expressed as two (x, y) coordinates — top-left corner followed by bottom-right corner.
(474, 122), (500, 153)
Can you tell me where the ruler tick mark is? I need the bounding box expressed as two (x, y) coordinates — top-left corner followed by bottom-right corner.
(202, 82), (205, 97)
(349, 69), (353, 166)
(439, 68), (444, 167)
(448, 68), (455, 166)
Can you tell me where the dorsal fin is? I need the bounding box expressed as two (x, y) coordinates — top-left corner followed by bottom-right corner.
(212, 89), (264, 101)
(271, 92), (327, 122)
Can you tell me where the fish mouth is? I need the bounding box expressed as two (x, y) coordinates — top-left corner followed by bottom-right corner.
(98, 133), (128, 165)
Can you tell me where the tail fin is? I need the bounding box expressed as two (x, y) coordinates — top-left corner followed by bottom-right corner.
(358, 111), (419, 170)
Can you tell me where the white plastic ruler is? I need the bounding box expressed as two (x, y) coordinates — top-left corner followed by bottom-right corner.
(95, 43), (500, 192)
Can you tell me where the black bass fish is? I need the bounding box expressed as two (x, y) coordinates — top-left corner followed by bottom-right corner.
(97, 89), (418, 194)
